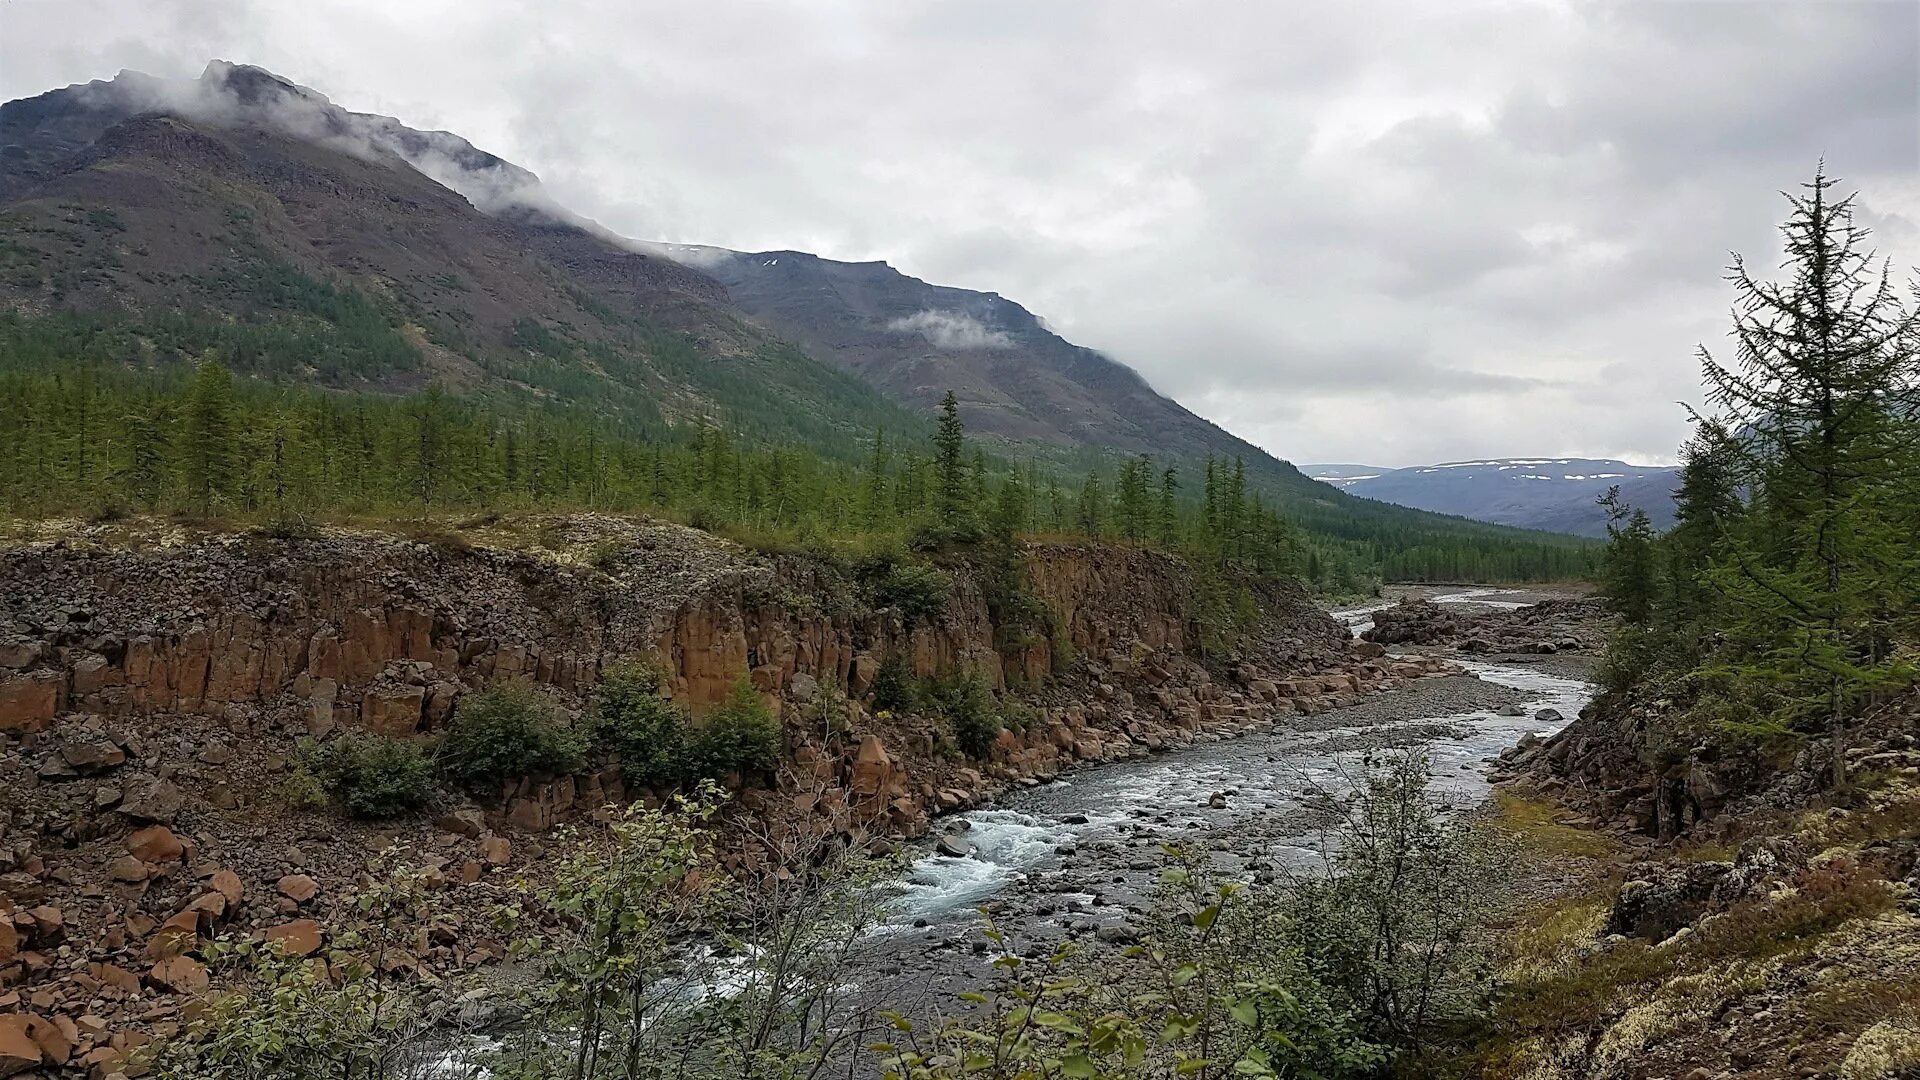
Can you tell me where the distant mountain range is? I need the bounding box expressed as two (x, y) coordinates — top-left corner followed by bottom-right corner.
(1304, 459), (1680, 537)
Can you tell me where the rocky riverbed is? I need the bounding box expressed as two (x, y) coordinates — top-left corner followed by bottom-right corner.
(850, 615), (1598, 1008)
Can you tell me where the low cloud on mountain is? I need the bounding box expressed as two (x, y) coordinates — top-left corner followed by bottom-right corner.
(886, 310), (1013, 351)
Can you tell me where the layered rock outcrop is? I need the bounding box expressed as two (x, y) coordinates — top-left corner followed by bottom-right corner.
(0, 515), (1451, 1070)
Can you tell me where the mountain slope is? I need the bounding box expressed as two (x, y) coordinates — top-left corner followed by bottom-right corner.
(1306, 459), (1680, 537)
(0, 61), (1597, 574)
(0, 62), (918, 450)
(653, 245), (1606, 554)
(663, 244), (1243, 454)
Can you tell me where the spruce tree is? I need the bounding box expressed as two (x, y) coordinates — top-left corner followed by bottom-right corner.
(1597, 487), (1658, 624)
(931, 390), (971, 529)
(1077, 472), (1105, 538)
(1157, 466), (1179, 546)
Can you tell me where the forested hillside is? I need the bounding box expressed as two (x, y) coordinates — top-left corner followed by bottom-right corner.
(0, 62), (1596, 584)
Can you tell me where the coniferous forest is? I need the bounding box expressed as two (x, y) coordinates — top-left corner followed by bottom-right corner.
(0, 309), (1594, 589)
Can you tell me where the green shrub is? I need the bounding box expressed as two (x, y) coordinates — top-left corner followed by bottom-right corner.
(869, 652), (914, 713)
(853, 551), (952, 625)
(311, 733), (438, 818)
(439, 682), (585, 791)
(947, 679), (1006, 759)
(686, 679), (782, 779)
(591, 661), (691, 789)
(915, 676), (1006, 759)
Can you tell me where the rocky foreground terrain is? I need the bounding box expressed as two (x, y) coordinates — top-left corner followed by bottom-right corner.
(1469, 669), (1920, 1078)
(0, 515), (1456, 1077)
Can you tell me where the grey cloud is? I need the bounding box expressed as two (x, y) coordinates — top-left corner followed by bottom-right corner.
(886, 311), (1015, 351)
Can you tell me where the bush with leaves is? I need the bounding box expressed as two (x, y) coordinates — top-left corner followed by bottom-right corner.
(308, 733), (437, 818)
(155, 863), (469, 1080)
(592, 660), (692, 789)
(439, 681), (586, 791)
(938, 677), (1005, 759)
(489, 790), (724, 1080)
(686, 678), (782, 780)
(870, 652), (915, 713)
(854, 550), (953, 626)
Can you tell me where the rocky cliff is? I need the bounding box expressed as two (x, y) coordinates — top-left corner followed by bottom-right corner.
(0, 514), (1447, 1074)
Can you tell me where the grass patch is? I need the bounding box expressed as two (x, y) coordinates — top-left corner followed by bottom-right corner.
(1490, 791), (1623, 860)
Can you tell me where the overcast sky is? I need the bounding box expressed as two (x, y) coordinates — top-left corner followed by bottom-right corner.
(4, 0), (1917, 467)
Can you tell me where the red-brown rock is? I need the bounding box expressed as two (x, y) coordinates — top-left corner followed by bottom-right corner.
(276, 874), (318, 903)
(148, 955), (210, 996)
(125, 826), (184, 864)
(0, 671), (63, 734)
(361, 685), (426, 736)
(263, 919), (322, 958)
(209, 869), (244, 906)
(0, 1015), (42, 1077)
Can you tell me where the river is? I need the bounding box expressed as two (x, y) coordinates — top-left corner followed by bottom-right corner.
(428, 587), (1593, 1075)
(852, 586), (1592, 1003)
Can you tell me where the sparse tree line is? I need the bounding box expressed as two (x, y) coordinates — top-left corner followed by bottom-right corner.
(1596, 169), (1920, 786)
(0, 329), (1386, 588)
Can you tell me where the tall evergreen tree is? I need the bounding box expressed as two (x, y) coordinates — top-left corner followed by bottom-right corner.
(931, 390), (971, 529)
(181, 356), (237, 517)
(1157, 466), (1179, 546)
(1694, 168), (1920, 786)
(1597, 487), (1658, 625)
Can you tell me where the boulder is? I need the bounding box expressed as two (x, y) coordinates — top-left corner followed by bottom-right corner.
(107, 856), (150, 884)
(1605, 861), (1734, 941)
(119, 778), (185, 823)
(361, 684), (426, 736)
(0, 1015), (42, 1078)
(850, 735), (894, 798)
(435, 809), (487, 839)
(935, 834), (973, 859)
(60, 739), (125, 773)
(126, 825), (184, 864)
(210, 869), (245, 906)
(0, 670), (64, 733)
(277, 874), (319, 903)
(264, 919), (323, 958)
(149, 954), (211, 995)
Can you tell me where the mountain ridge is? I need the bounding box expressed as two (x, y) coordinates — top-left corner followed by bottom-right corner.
(1304, 458), (1681, 537)
(0, 61), (1598, 572)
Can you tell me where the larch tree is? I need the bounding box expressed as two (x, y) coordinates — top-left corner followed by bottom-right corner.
(1694, 167), (1920, 788)
(182, 355), (237, 517)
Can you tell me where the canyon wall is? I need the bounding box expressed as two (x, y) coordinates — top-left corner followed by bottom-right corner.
(0, 515), (1446, 1075)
